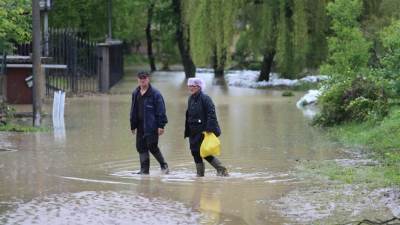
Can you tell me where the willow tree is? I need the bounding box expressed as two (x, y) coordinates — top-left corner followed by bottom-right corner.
(188, 0), (242, 77)
(292, 0), (308, 74)
(276, 0), (293, 78)
(275, 0), (309, 78)
(172, 0), (196, 78)
(306, 0), (328, 69)
(244, 0), (279, 82)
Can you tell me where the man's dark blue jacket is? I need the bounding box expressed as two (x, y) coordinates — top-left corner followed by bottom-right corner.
(130, 85), (168, 136)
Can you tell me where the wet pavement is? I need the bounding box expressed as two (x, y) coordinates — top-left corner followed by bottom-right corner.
(0, 70), (385, 224)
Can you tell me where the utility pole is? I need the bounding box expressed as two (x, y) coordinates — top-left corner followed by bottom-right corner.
(43, 2), (49, 56)
(32, 0), (42, 127)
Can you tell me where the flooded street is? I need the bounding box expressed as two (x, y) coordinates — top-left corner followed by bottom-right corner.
(0, 71), (377, 224)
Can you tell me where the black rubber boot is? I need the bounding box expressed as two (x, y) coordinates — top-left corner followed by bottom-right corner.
(207, 158), (229, 176)
(136, 153), (150, 175)
(151, 149), (169, 174)
(196, 163), (205, 177)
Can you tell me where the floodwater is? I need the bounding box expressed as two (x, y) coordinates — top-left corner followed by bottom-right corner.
(0, 71), (347, 225)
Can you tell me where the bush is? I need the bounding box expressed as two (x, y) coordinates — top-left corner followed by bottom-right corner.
(282, 91), (294, 97)
(0, 101), (15, 124)
(313, 76), (389, 126)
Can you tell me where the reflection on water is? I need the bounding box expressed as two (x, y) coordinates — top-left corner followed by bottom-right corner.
(0, 71), (343, 224)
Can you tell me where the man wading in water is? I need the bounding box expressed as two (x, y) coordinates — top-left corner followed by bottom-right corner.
(130, 71), (169, 175)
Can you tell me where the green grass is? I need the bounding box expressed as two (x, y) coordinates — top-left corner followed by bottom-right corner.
(323, 107), (400, 186)
(0, 124), (49, 132)
(291, 81), (320, 91)
(299, 160), (396, 187)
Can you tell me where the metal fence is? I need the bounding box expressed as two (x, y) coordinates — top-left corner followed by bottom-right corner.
(12, 28), (124, 96)
(46, 29), (100, 95)
(13, 29), (100, 95)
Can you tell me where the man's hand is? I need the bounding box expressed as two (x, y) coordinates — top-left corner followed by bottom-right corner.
(131, 129), (136, 135)
(158, 128), (164, 136)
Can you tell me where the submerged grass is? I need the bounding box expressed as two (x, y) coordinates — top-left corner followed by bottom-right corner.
(0, 124), (49, 132)
(304, 107), (400, 186)
(124, 53), (148, 67)
(299, 160), (394, 188)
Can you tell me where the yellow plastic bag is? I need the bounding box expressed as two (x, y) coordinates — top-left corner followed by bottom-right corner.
(200, 132), (221, 158)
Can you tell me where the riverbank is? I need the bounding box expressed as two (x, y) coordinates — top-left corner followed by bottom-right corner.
(326, 107), (400, 186)
(269, 114), (400, 224)
(273, 107), (400, 223)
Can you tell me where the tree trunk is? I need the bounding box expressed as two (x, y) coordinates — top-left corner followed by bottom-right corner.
(258, 50), (275, 81)
(212, 49), (226, 77)
(172, 0), (196, 78)
(146, 1), (156, 72)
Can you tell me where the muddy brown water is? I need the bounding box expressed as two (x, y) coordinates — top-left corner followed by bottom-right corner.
(0, 71), (344, 224)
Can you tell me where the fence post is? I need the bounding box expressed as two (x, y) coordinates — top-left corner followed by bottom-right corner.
(97, 43), (110, 93)
(72, 35), (78, 93)
(0, 53), (6, 98)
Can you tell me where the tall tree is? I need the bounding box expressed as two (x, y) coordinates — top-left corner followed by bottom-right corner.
(188, 0), (242, 77)
(256, 0), (279, 81)
(276, 0), (295, 78)
(171, 0), (195, 77)
(146, 0), (156, 72)
(152, 0), (180, 71)
(321, 0), (371, 79)
(306, 0), (328, 69)
(292, 0), (308, 75)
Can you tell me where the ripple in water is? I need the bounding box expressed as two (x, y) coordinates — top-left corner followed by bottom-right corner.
(0, 191), (201, 225)
(111, 167), (297, 184)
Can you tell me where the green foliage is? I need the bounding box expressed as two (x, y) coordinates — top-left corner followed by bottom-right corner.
(275, 0), (314, 78)
(292, 0), (308, 75)
(236, 0), (328, 79)
(378, 19), (400, 82)
(282, 91), (294, 97)
(315, 0), (393, 126)
(0, 101), (15, 123)
(276, 0), (295, 78)
(0, 0), (31, 52)
(153, 0), (180, 68)
(243, 0), (278, 55)
(231, 32), (253, 68)
(0, 102), (47, 132)
(314, 77), (389, 126)
(113, 0), (148, 43)
(306, 0), (328, 69)
(321, 0), (371, 79)
(188, 0), (243, 72)
(50, 0), (147, 42)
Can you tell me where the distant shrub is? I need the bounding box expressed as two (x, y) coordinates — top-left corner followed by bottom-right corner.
(313, 76), (389, 126)
(282, 91), (294, 97)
